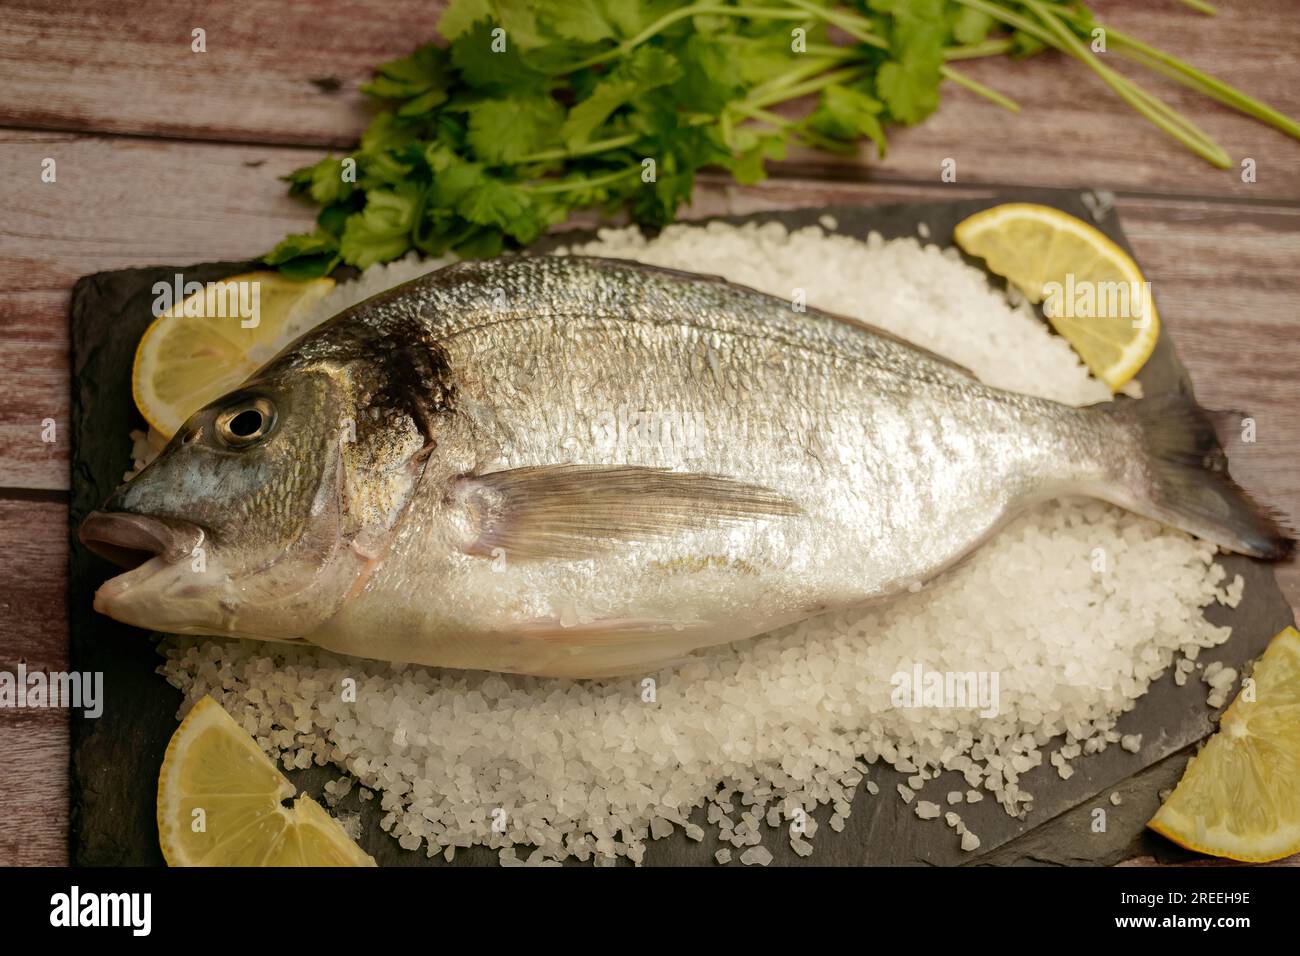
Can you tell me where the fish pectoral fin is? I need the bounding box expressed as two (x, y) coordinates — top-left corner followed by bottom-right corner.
(455, 464), (801, 561)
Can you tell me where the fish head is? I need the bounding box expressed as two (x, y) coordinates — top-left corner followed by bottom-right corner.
(80, 349), (432, 643)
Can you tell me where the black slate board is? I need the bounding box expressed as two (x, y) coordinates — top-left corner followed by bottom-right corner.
(69, 189), (1296, 866)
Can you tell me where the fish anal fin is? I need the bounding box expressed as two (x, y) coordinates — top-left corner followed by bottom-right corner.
(519, 616), (706, 645)
(513, 617), (710, 678)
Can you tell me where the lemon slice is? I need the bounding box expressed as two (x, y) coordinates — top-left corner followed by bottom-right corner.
(157, 695), (375, 866)
(133, 271), (334, 438)
(1148, 626), (1300, 863)
(953, 203), (1159, 390)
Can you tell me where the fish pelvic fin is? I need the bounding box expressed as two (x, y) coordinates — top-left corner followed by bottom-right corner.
(454, 464), (802, 561)
(1102, 391), (1295, 560)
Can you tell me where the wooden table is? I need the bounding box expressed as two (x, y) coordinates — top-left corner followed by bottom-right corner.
(0, 0), (1296, 867)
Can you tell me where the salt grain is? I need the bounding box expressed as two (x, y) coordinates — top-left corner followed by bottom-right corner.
(915, 801), (942, 820)
(740, 846), (773, 867)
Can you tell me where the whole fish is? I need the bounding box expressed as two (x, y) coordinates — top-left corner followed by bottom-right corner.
(81, 256), (1293, 677)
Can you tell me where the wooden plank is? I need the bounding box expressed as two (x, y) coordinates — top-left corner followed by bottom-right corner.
(0, 715), (68, 866)
(0, 0), (441, 147)
(0, 500), (70, 866)
(0, 500), (67, 668)
(0, 1), (1296, 199)
(0, 292), (68, 492)
(0, 132), (316, 288)
(0, 131), (320, 490)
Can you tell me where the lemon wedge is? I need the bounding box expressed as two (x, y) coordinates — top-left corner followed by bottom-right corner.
(133, 271), (334, 438)
(1148, 626), (1300, 863)
(953, 203), (1159, 390)
(157, 695), (375, 866)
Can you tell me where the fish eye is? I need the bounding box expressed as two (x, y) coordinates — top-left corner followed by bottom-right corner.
(214, 397), (276, 448)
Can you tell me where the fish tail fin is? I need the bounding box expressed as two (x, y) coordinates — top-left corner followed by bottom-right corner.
(1100, 391), (1294, 560)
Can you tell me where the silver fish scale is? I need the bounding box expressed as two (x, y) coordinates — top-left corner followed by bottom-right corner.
(302, 255), (1119, 676)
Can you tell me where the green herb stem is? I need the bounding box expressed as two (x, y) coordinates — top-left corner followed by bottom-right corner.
(1039, 0), (1298, 141)
(517, 132), (641, 165)
(1022, 0), (1230, 167)
(784, 0), (888, 49)
(950, 0), (1053, 46)
(943, 38), (1016, 61)
(955, 0), (1231, 168)
(730, 102), (797, 130)
(523, 167), (640, 194)
(750, 53), (860, 101)
(1109, 30), (1300, 141)
(518, 61), (872, 168)
(747, 64), (870, 111)
(939, 64), (1020, 113)
(797, 41), (865, 59)
(567, 3), (854, 72)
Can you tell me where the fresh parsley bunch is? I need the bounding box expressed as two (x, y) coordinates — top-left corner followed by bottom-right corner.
(265, 0), (1299, 277)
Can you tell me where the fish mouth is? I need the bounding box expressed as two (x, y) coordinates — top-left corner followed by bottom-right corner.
(79, 511), (202, 570)
(80, 512), (209, 626)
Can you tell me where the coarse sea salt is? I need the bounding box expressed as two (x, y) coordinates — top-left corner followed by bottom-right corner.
(157, 221), (1242, 865)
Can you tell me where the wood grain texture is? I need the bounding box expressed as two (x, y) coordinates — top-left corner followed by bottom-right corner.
(0, 501), (69, 866)
(0, 716), (68, 867)
(0, 0), (439, 146)
(0, 131), (318, 489)
(0, 1), (1296, 198)
(0, 500), (68, 668)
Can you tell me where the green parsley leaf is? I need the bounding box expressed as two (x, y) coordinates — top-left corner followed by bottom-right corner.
(807, 84), (887, 157)
(339, 185), (423, 268)
(361, 45), (451, 108)
(538, 0), (620, 44)
(451, 19), (546, 91)
(465, 95), (564, 163)
(284, 156), (356, 206)
(262, 229), (341, 279)
(951, 8), (995, 46)
(869, 0), (947, 124)
(673, 34), (745, 113)
(561, 47), (681, 148)
(437, 0), (492, 41)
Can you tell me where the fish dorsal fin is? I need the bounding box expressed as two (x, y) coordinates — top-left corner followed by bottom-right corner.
(561, 255), (980, 380)
(454, 464), (801, 561)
